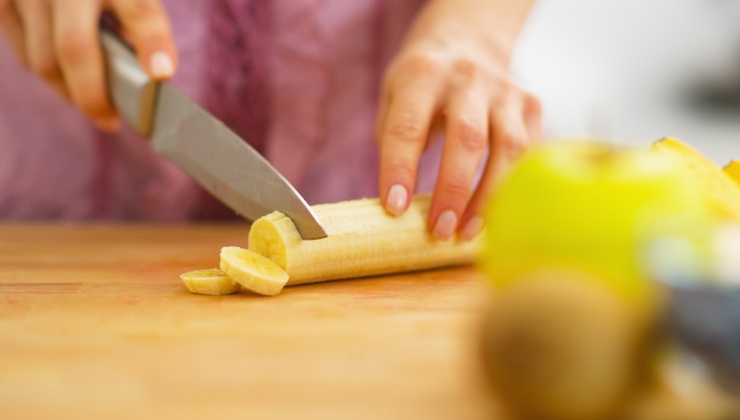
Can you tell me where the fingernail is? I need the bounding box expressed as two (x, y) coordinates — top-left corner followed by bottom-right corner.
(150, 51), (174, 78)
(95, 115), (122, 133)
(433, 210), (458, 241)
(386, 184), (408, 216)
(461, 216), (484, 241)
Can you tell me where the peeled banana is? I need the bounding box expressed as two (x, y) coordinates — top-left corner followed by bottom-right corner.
(182, 196), (480, 295)
(248, 194), (481, 285)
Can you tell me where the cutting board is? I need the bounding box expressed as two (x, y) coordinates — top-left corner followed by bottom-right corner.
(0, 224), (502, 419)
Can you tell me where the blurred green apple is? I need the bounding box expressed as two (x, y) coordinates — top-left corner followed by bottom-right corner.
(482, 141), (716, 312)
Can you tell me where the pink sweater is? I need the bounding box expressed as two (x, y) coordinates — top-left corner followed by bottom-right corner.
(0, 0), (439, 221)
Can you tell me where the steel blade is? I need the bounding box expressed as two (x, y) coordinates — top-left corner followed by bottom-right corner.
(150, 83), (327, 240)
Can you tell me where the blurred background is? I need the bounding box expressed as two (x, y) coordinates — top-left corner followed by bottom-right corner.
(512, 0), (740, 164)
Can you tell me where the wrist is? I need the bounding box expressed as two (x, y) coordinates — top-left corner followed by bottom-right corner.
(405, 0), (535, 67)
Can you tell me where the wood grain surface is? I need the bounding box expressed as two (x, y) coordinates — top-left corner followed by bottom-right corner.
(0, 224), (502, 420)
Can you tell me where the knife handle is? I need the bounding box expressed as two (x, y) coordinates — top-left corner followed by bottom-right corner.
(99, 28), (158, 136)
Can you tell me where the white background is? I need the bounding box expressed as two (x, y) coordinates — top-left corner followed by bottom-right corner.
(512, 0), (740, 164)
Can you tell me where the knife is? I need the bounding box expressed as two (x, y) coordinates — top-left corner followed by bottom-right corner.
(645, 235), (740, 394)
(664, 283), (740, 393)
(98, 28), (327, 240)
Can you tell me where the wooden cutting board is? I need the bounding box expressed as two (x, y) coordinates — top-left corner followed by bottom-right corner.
(0, 224), (503, 419)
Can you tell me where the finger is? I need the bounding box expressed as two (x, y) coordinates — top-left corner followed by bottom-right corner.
(459, 91), (531, 241)
(523, 92), (542, 143)
(378, 74), (441, 216)
(374, 87), (390, 144)
(16, 0), (69, 99)
(108, 0), (177, 80)
(53, 0), (120, 131)
(429, 85), (489, 240)
(491, 90), (530, 162)
(0, 0), (27, 64)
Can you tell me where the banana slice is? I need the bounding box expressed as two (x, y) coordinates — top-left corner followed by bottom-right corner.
(180, 268), (241, 296)
(219, 246), (289, 296)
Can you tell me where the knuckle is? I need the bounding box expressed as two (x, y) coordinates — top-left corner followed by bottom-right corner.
(452, 119), (487, 154)
(499, 132), (528, 158)
(56, 33), (96, 65)
(498, 80), (516, 95)
(490, 82), (515, 107)
(439, 179), (472, 203)
(452, 59), (481, 79)
(384, 161), (416, 184)
(402, 53), (442, 80)
(385, 114), (426, 144)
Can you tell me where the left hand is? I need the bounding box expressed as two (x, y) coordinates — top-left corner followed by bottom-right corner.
(376, 0), (541, 241)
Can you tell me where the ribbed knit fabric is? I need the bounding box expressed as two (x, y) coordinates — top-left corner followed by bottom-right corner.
(196, 0), (272, 219)
(205, 0), (270, 152)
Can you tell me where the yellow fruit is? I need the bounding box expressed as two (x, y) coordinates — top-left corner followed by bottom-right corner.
(180, 268), (241, 296)
(722, 160), (740, 188)
(649, 137), (740, 219)
(248, 195), (480, 286)
(219, 246), (289, 296)
(483, 140), (715, 314)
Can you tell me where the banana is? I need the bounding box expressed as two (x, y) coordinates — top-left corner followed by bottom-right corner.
(180, 268), (241, 296)
(219, 246), (289, 296)
(649, 137), (740, 219)
(182, 195), (480, 296)
(248, 194), (481, 286)
(722, 160), (740, 188)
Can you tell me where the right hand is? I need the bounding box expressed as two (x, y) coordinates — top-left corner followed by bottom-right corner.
(0, 0), (177, 132)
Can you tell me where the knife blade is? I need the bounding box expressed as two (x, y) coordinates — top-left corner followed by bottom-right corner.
(99, 29), (327, 240)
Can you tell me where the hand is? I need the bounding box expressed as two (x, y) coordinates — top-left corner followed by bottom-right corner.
(377, 0), (540, 241)
(0, 0), (177, 131)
